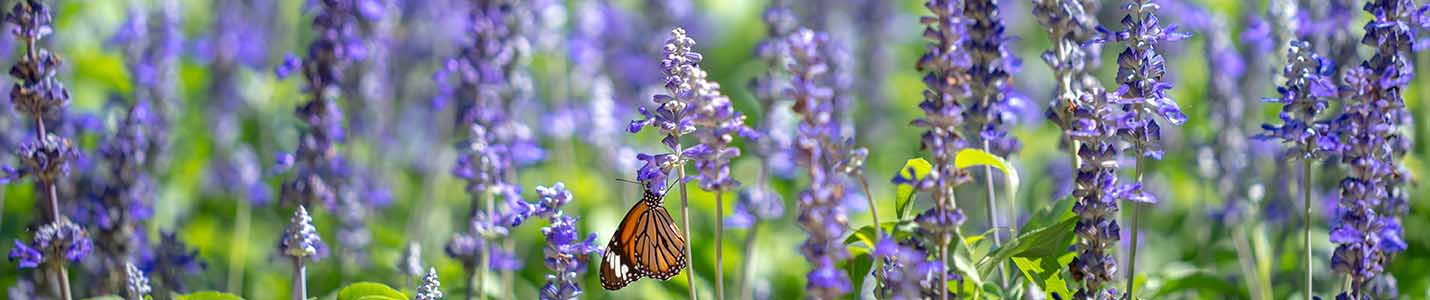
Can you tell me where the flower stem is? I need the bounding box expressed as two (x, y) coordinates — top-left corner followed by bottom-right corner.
(715, 191), (725, 300)
(858, 175), (881, 239)
(1302, 157), (1313, 300)
(227, 199), (253, 292)
(291, 257), (307, 300)
(737, 222), (759, 300)
(1127, 150), (1145, 299)
(675, 141), (698, 300)
(465, 266), (476, 300)
(981, 141), (1009, 290)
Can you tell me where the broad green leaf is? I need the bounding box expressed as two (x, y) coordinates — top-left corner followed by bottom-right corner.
(337, 282), (408, 300)
(894, 158), (933, 220)
(951, 229), (984, 299)
(977, 216), (1077, 277)
(842, 248), (875, 296)
(176, 291), (245, 300)
(954, 149), (1020, 210)
(1011, 253), (1074, 300)
(1022, 196), (1076, 232)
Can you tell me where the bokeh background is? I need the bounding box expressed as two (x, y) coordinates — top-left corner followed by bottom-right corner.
(0, 0), (1426, 299)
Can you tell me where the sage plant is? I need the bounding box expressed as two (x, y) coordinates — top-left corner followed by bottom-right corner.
(1258, 40), (1336, 299)
(3, 1), (89, 299)
(279, 206), (322, 300)
(1095, 2), (1188, 297)
(732, 3), (795, 297)
(1328, 0), (1424, 298)
(628, 27), (755, 299)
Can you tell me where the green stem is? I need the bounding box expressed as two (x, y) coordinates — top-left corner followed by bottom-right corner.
(715, 191), (725, 300)
(1127, 150), (1145, 299)
(675, 141), (699, 300)
(291, 257), (306, 300)
(1302, 157), (1313, 300)
(859, 175), (882, 240)
(227, 199), (252, 292)
(465, 266), (476, 300)
(980, 142), (1008, 290)
(737, 222), (759, 300)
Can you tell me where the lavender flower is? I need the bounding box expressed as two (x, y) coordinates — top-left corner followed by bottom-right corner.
(1036, 0), (1102, 138)
(281, 205), (320, 300)
(4, 2), (83, 298)
(538, 215), (600, 300)
(277, 0), (363, 210)
(78, 99), (159, 294)
(874, 238), (942, 299)
(1328, 1), (1424, 297)
(8, 219), (91, 268)
(1065, 90), (1125, 300)
(783, 28), (854, 298)
(110, 0), (182, 170)
(962, 0), (1022, 156)
(907, 1), (976, 297)
(1259, 40), (1337, 159)
(399, 241), (424, 279)
(1097, 3), (1188, 294)
(280, 206), (323, 260)
(1098, 0), (1189, 161)
(124, 261), (150, 300)
(416, 268), (444, 300)
(139, 232), (203, 296)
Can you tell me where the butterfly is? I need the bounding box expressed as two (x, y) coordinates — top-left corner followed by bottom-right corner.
(599, 188), (687, 290)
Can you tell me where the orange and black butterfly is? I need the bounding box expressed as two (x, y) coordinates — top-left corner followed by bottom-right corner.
(599, 189), (687, 290)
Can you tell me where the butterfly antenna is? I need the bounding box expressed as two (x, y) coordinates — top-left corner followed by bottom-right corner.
(615, 178), (641, 185)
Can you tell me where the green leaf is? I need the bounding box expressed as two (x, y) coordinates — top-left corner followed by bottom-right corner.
(337, 282), (408, 300)
(842, 248), (875, 296)
(954, 149), (1020, 209)
(1011, 253), (1074, 300)
(844, 220), (917, 248)
(977, 216), (1077, 277)
(175, 291), (245, 300)
(1022, 196), (1076, 232)
(894, 158), (933, 220)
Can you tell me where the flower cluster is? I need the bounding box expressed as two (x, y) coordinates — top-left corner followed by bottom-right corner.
(110, 0), (182, 167)
(962, 0), (1022, 156)
(630, 28), (756, 193)
(1328, 0), (1424, 297)
(280, 206), (324, 260)
(139, 231), (205, 296)
(1097, 0), (1189, 161)
(124, 261), (151, 300)
(79, 100), (160, 293)
(8, 219), (91, 268)
(908, 0), (973, 208)
(1065, 90), (1127, 300)
(276, 0), (363, 209)
(1036, 0), (1102, 136)
(783, 28), (856, 298)
(201, 0), (273, 206)
(874, 238), (943, 300)
(415, 268), (443, 300)
(4, 4), (90, 294)
(745, 0), (799, 181)
(1259, 40), (1337, 159)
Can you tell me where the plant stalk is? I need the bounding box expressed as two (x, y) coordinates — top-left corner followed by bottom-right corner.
(981, 141), (1009, 290)
(675, 140), (699, 300)
(737, 222), (759, 300)
(1127, 149), (1145, 299)
(1302, 157), (1313, 300)
(715, 191), (725, 300)
(291, 257), (306, 300)
(227, 199), (252, 292)
(858, 175), (882, 239)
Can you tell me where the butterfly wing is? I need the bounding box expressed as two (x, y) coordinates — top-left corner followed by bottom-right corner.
(635, 203), (685, 280)
(599, 191), (688, 290)
(600, 200), (648, 290)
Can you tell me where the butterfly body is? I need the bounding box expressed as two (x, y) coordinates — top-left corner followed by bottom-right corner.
(600, 190), (687, 290)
